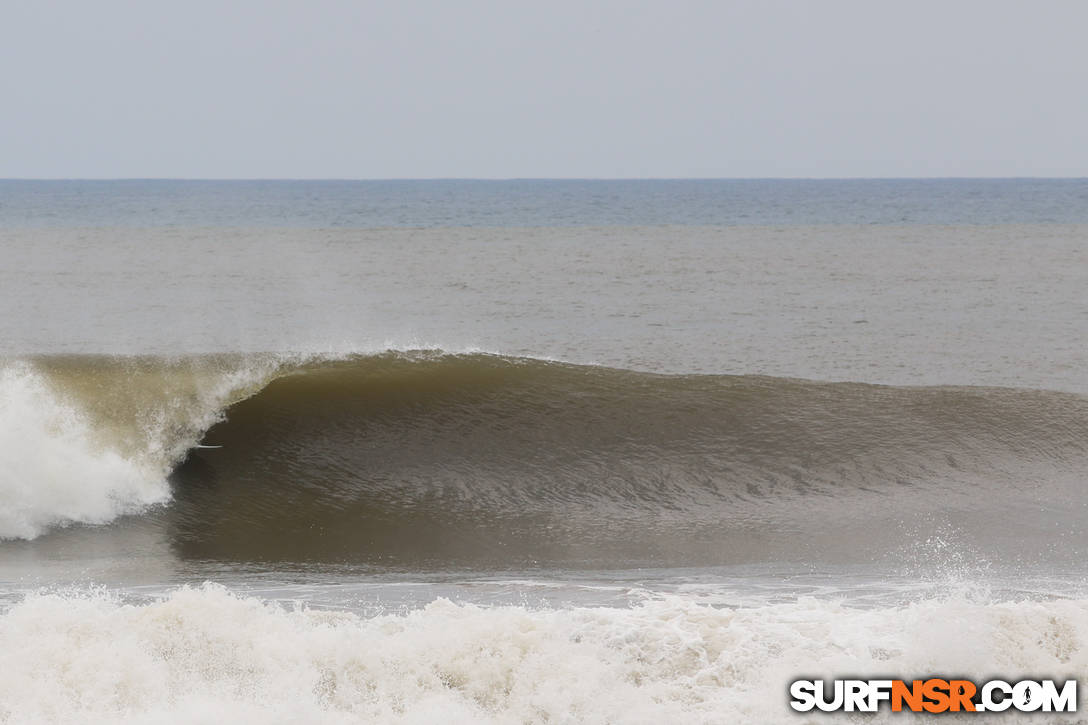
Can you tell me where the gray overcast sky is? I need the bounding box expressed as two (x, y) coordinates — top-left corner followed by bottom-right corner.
(2, 0), (1086, 178)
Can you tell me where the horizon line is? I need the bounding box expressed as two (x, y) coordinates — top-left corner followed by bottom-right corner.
(3, 176), (1088, 182)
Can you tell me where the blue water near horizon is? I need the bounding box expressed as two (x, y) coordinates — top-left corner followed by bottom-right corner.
(2, 178), (1088, 228)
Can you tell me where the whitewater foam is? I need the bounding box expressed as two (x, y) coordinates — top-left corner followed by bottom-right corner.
(0, 583), (1084, 723)
(0, 364), (167, 539)
(0, 356), (291, 540)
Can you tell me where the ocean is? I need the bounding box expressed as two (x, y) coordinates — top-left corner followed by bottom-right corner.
(1, 179), (1087, 722)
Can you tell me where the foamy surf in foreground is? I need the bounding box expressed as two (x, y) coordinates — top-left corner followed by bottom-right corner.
(0, 583), (1083, 724)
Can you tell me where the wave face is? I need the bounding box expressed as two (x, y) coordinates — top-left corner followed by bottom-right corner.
(1, 584), (1086, 724)
(4, 352), (1088, 567)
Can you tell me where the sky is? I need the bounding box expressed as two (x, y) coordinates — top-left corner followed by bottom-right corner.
(2, 0), (1087, 179)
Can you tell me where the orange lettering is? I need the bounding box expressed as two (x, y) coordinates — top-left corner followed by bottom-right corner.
(948, 680), (977, 712)
(922, 679), (951, 713)
(892, 680), (924, 712)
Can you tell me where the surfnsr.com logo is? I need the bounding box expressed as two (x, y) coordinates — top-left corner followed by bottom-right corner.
(789, 679), (1077, 713)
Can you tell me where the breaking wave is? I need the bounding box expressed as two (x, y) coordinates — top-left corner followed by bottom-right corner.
(2, 352), (1086, 566)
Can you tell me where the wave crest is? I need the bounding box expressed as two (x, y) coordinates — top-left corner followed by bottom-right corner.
(4, 352), (1087, 566)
